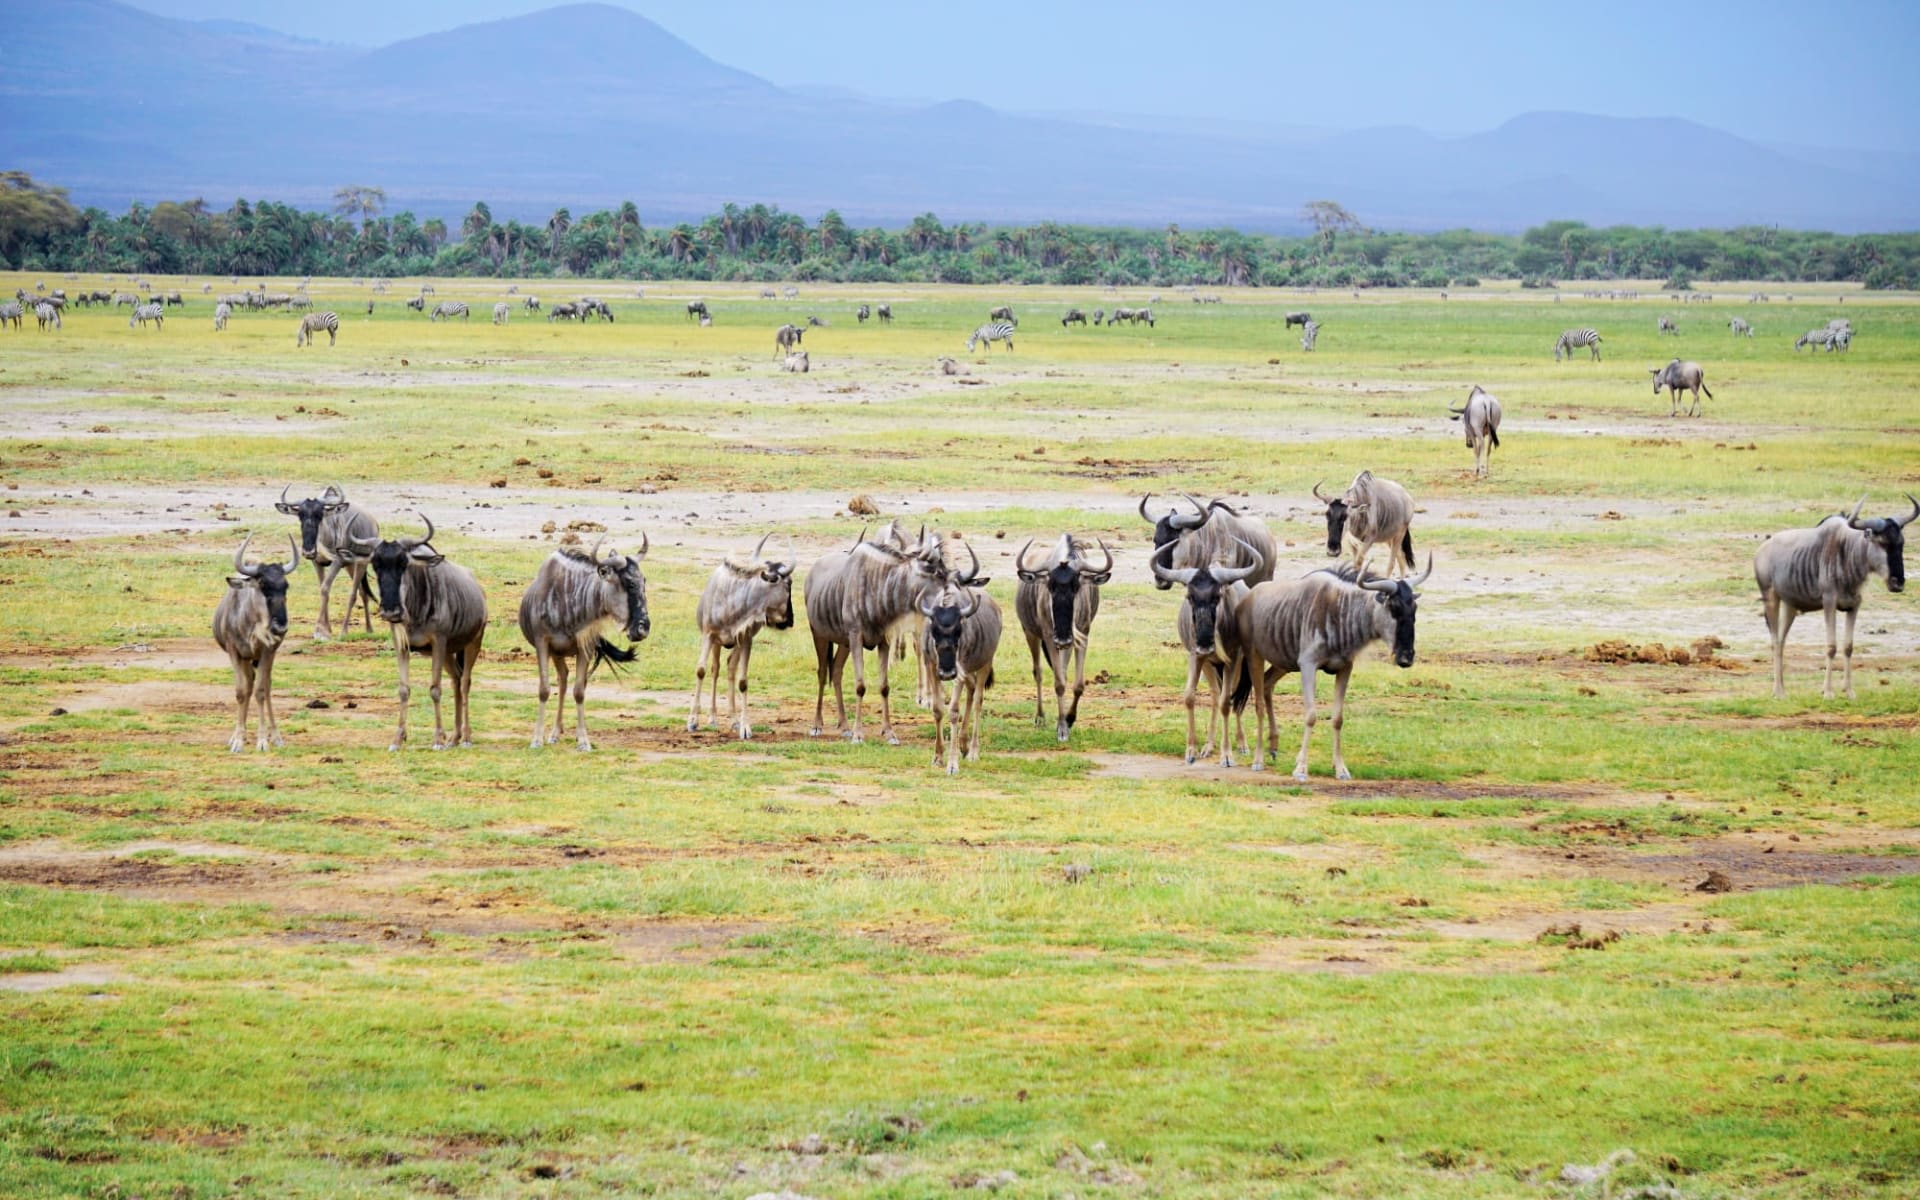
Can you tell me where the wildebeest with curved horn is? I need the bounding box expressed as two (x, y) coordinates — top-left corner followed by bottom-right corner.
(803, 526), (953, 744)
(276, 484), (379, 639)
(1754, 494), (1915, 699)
(1138, 492), (1275, 592)
(212, 533), (301, 753)
(518, 535), (651, 751)
(1285, 311), (1313, 329)
(921, 574), (1002, 775)
(350, 513), (487, 751)
(689, 533), (797, 740)
(1314, 472), (1416, 577)
(1152, 538), (1262, 766)
(989, 304), (1016, 326)
(1238, 556), (1432, 779)
(1651, 358), (1712, 417)
(685, 300), (709, 322)
(774, 323), (804, 357)
(1449, 385), (1503, 477)
(1015, 533), (1113, 742)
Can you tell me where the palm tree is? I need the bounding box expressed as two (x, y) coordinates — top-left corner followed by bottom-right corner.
(463, 201), (492, 242)
(422, 218), (448, 248)
(615, 201), (641, 256)
(546, 208), (572, 260)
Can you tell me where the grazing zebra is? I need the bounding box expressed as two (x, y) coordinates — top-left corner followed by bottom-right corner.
(1553, 328), (1602, 362)
(295, 311), (340, 346)
(1729, 317), (1753, 338)
(1299, 319), (1320, 351)
(290, 294), (312, 311)
(214, 302), (232, 331)
(34, 302), (60, 331)
(129, 302), (164, 330)
(429, 301), (470, 322)
(1062, 308), (1088, 327)
(493, 302), (510, 325)
(782, 286), (799, 299)
(420, 284), (436, 296)
(877, 304), (892, 324)
(1794, 328), (1836, 352)
(0, 301), (22, 330)
(1658, 315), (1678, 336)
(967, 321), (1016, 353)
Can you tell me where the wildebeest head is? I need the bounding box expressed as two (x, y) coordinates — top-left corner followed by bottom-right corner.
(1649, 359), (1680, 393)
(1151, 537), (1259, 655)
(1018, 533), (1112, 646)
(918, 585), (982, 681)
(1847, 493), (1918, 592)
(591, 534), (651, 643)
(744, 533), (798, 630)
(353, 511), (443, 624)
(228, 533), (302, 638)
(276, 484), (350, 559)
(1360, 554), (1433, 668)
(1312, 479), (1354, 557)
(1138, 492), (1211, 590)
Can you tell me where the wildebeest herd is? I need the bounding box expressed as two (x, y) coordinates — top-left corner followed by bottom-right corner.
(216, 476), (1915, 778)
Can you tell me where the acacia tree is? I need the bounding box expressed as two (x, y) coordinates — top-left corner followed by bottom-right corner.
(1302, 199), (1360, 258)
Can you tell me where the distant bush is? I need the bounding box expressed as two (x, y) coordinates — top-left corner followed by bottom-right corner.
(1520, 275), (1557, 290)
(1455, 276), (1481, 287)
(1864, 263), (1911, 290)
(1663, 270), (1694, 291)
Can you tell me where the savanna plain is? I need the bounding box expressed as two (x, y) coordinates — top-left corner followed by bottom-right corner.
(1, 276), (1917, 1198)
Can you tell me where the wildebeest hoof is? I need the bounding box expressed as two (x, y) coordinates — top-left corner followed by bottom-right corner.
(885, 734), (901, 746)
(1185, 753), (1197, 765)
(685, 717), (700, 733)
(387, 742), (402, 752)
(529, 737), (544, 749)
(1033, 715), (1047, 728)
(576, 741), (592, 752)
(946, 763), (958, 776)
(1292, 768), (1310, 782)
(845, 732), (863, 744)
(312, 631), (331, 643)
(1335, 766), (1352, 781)
(1249, 760), (1265, 772)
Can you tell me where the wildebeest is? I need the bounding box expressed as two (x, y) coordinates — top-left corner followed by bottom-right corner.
(876, 304), (892, 323)
(688, 535), (797, 739)
(523, 296), (541, 312)
(857, 304), (871, 323)
(406, 296), (425, 313)
(1285, 311), (1313, 329)
(686, 300), (709, 322)
(518, 536), (650, 751)
(783, 350), (810, 373)
(1315, 473), (1416, 577)
(803, 527), (953, 744)
(548, 302), (581, 321)
(276, 484), (379, 639)
(1138, 493), (1275, 592)
(989, 305), (1016, 325)
(1449, 385), (1503, 477)
(1753, 495), (1915, 699)
(1062, 308), (1088, 327)
(1014, 534), (1114, 742)
(1658, 315), (1678, 335)
(807, 315), (828, 328)
(212, 533), (301, 753)
(350, 513), (487, 751)
(1651, 358), (1712, 417)
(1092, 309), (1105, 326)
(774, 323), (804, 356)
(920, 578), (1002, 775)
(1237, 557), (1432, 779)
(1152, 539), (1262, 766)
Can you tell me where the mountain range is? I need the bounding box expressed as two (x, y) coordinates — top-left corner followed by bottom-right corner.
(4, 1), (1915, 232)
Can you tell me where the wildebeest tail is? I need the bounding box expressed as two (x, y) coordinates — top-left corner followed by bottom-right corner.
(1401, 528), (1415, 564)
(1231, 657), (1253, 711)
(592, 636), (638, 677)
(1487, 427), (1500, 448)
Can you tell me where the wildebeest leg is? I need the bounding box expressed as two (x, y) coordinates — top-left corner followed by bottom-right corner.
(1820, 602), (1841, 699)
(1229, 654), (1251, 764)
(688, 633), (715, 732)
(829, 643), (849, 734)
(1327, 667), (1354, 781)
(227, 652), (254, 753)
(848, 636), (870, 744)
(351, 560), (374, 632)
(732, 639), (756, 739)
(309, 559), (331, 638)
(456, 643), (479, 748)
(1841, 607), (1858, 700)
(428, 639), (450, 750)
(551, 655), (570, 745)
(1182, 653), (1204, 765)
(1062, 635), (1086, 743)
(257, 649), (283, 750)
(929, 675), (948, 770)
(315, 556), (345, 639)
(1292, 664), (1322, 782)
(1768, 598), (1797, 699)
(876, 639), (900, 746)
(965, 676), (984, 763)
(571, 646), (592, 751)
(1025, 631), (1046, 728)
(809, 633), (832, 736)
(388, 625), (411, 751)
(532, 643), (553, 747)
(1244, 650), (1270, 771)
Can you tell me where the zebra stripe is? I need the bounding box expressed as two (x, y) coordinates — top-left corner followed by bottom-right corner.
(493, 302), (511, 325)
(1299, 320), (1319, 351)
(214, 302), (232, 331)
(1728, 317), (1752, 338)
(296, 311), (340, 347)
(35, 302), (61, 331)
(429, 301), (470, 322)
(967, 321), (1016, 353)
(129, 302), (165, 329)
(0, 301), (22, 330)
(1553, 328), (1602, 362)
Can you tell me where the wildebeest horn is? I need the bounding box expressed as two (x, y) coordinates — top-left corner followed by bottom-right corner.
(1846, 494), (1869, 527)
(282, 535), (300, 575)
(278, 483), (292, 508)
(589, 535), (607, 562)
(1212, 537), (1263, 584)
(1149, 538), (1197, 585)
(918, 590), (938, 618)
(349, 533), (381, 554)
(233, 532), (260, 576)
(632, 530), (648, 559)
(958, 586), (981, 620)
(1170, 492), (1209, 529)
(1409, 553), (1434, 589)
(1207, 498), (1243, 517)
(1312, 480), (1331, 504)
(852, 524), (870, 549)
(753, 531), (773, 561)
(1086, 538), (1113, 576)
(416, 511), (435, 547)
(954, 539), (981, 584)
(1900, 493), (1920, 528)
(1016, 538), (1039, 575)
(1138, 493), (1159, 523)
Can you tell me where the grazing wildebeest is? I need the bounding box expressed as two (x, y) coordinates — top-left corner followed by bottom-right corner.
(1138, 493), (1275, 592)
(803, 527), (953, 744)
(876, 304), (892, 324)
(406, 296), (425, 313)
(351, 513), (487, 751)
(1658, 315), (1678, 336)
(774, 323), (804, 357)
(920, 577), (1002, 775)
(1449, 385), (1503, 477)
(1092, 309), (1105, 326)
(1014, 533), (1114, 742)
(547, 302), (581, 321)
(989, 305), (1016, 325)
(524, 296), (541, 312)
(686, 300), (709, 322)
(212, 533), (301, 753)
(1151, 539), (1262, 766)
(1314, 473), (1416, 577)
(1754, 495), (1915, 699)
(857, 304), (871, 323)
(276, 484), (379, 639)
(1062, 308), (1088, 327)
(1285, 311), (1313, 329)
(1651, 358), (1712, 417)
(518, 536), (651, 751)
(688, 534), (797, 739)
(1238, 556), (1432, 779)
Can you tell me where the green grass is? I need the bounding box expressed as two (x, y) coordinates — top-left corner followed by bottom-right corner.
(2, 272), (1918, 1197)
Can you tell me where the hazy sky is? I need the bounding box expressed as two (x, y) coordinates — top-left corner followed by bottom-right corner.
(127, 0), (1920, 149)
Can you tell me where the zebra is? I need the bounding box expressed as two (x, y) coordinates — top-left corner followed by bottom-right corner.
(34, 302), (60, 331)
(214, 302), (232, 331)
(967, 321), (1015, 353)
(1795, 328), (1836, 352)
(0, 301), (22, 330)
(1553, 328), (1602, 362)
(429, 301), (470, 322)
(493, 302), (511, 325)
(1299, 319), (1319, 351)
(1729, 317), (1753, 338)
(129, 302), (165, 330)
(1658, 316), (1678, 336)
(296, 311), (340, 347)
(782, 286), (799, 299)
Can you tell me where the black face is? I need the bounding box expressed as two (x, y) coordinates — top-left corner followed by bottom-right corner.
(254, 565), (292, 636)
(765, 575), (796, 630)
(1151, 518), (1182, 589)
(1046, 562), (1080, 644)
(368, 541), (414, 622)
(607, 559), (650, 641)
(929, 606), (965, 680)
(1375, 581), (1419, 668)
(289, 498), (329, 557)
(1186, 572), (1224, 654)
(1324, 500), (1348, 557)
(1865, 519), (1906, 592)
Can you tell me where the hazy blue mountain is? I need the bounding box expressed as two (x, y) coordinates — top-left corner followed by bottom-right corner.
(2, 1), (1910, 232)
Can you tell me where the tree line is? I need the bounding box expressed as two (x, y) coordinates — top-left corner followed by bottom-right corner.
(2, 174), (1914, 289)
